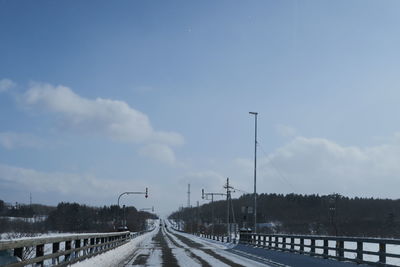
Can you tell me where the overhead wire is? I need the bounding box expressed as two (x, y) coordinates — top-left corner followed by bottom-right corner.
(257, 140), (297, 192)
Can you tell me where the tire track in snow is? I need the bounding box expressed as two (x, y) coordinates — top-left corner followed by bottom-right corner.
(153, 227), (179, 267)
(166, 227), (246, 267)
(162, 226), (211, 267)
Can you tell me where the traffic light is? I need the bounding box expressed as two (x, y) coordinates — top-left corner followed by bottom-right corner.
(145, 187), (148, 198)
(202, 189), (204, 199)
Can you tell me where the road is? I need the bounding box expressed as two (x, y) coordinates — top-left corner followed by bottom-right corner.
(117, 221), (271, 267)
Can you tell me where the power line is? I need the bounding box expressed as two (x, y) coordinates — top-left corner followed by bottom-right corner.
(257, 141), (297, 192)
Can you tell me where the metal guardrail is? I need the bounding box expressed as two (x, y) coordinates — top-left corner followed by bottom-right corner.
(240, 233), (400, 267)
(0, 231), (131, 267)
(198, 233), (238, 244)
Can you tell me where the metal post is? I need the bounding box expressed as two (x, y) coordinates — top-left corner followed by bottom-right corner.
(379, 242), (386, 264)
(211, 194), (214, 236)
(202, 189), (226, 238)
(187, 184), (191, 208)
(249, 112), (258, 233)
(36, 244), (44, 266)
(226, 178), (230, 242)
(117, 189), (148, 227)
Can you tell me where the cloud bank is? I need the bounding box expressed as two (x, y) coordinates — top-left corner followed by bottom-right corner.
(0, 132), (43, 149)
(21, 82), (184, 163)
(0, 163), (148, 201)
(235, 136), (400, 199)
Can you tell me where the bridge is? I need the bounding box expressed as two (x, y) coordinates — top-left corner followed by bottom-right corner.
(1, 219), (400, 267)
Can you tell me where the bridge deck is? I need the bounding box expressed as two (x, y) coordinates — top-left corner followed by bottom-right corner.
(230, 244), (370, 267)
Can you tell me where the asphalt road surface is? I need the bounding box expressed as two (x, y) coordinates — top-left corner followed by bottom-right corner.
(116, 221), (365, 267)
(117, 222), (270, 267)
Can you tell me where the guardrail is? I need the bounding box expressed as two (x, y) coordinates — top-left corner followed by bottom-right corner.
(167, 220), (238, 244)
(240, 232), (400, 267)
(198, 233), (238, 244)
(0, 231), (131, 267)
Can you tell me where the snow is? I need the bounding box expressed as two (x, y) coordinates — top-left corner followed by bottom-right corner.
(72, 228), (158, 267)
(0, 216), (47, 223)
(146, 248), (162, 266)
(163, 234), (201, 267)
(0, 232), (107, 241)
(165, 220), (269, 267)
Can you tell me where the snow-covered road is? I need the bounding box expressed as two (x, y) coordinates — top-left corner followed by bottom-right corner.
(73, 220), (270, 267)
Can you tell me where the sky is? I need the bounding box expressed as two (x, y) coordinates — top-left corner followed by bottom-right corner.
(1, 0), (400, 215)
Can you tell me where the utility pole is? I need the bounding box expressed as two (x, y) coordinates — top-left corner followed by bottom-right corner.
(197, 200), (200, 233)
(187, 184), (191, 208)
(249, 111), (258, 233)
(224, 178), (234, 241)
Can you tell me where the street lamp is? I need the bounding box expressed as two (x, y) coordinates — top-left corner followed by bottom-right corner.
(249, 111), (258, 233)
(117, 188), (148, 227)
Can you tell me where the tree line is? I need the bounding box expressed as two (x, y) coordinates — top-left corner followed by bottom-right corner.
(169, 193), (400, 238)
(0, 200), (156, 234)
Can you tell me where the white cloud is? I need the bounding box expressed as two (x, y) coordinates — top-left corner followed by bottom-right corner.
(0, 79), (16, 92)
(0, 163), (179, 213)
(0, 132), (43, 149)
(275, 124), (297, 137)
(21, 82), (184, 162)
(0, 163), (147, 200)
(238, 135), (400, 199)
(139, 144), (176, 165)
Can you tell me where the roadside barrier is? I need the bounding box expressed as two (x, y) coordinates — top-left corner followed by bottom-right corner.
(240, 232), (400, 267)
(1, 231), (134, 266)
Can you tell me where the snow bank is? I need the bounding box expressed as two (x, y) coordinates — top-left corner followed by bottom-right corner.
(72, 228), (157, 267)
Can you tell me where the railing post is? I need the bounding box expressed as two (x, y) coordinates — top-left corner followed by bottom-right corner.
(290, 237), (294, 251)
(36, 244), (44, 266)
(282, 237), (286, 250)
(75, 239), (81, 258)
(65, 240), (72, 261)
(90, 238), (95, 254)
(379, 242), (386, 264)
(323, 239), (329, 259)
(13, 247), (23, 260)
(263, 235), (267, 247)
(311, 239), (315, 255)
(356, 241), (363, 263)
(336, 240), (344, 260)
(300, 238), (304, 254)
(96, 238), (100, 252)
(268, 235), (272, 248)
(52, 242), (60, 265)
(83, 239), (88, 255)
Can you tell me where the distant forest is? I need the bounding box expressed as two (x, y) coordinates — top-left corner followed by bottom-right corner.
(0, 200), (156, 234)
(169, 193), (400, 238)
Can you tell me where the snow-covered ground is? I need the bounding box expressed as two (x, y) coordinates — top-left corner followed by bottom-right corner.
(1, 232), (90, 241)
(0, 215), (47, 223)
(72, 227), (160, 267)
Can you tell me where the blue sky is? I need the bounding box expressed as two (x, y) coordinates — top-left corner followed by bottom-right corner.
(1, 0), (400, 214)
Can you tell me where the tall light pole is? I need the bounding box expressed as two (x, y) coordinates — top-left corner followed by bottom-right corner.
(249, 112), (258, 233)
(117, 188), (148, 227)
